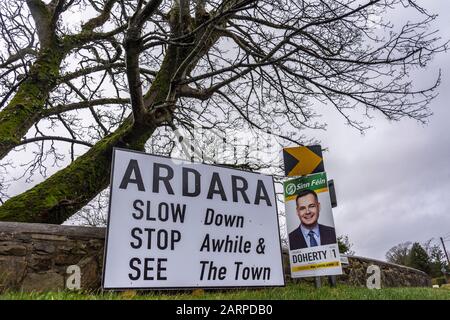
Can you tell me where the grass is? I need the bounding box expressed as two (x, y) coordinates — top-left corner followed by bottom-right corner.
(1, 283), (449, 300)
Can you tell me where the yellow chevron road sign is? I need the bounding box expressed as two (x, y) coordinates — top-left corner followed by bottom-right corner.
(283, 145), (324, 177)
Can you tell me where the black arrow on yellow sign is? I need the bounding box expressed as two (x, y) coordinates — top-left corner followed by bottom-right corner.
(283, 145), (324, 177)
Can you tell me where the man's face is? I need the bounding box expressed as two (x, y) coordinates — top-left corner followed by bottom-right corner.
(296, 193), (320, 227)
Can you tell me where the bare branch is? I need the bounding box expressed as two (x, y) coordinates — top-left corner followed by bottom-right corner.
(17, 136), (93, 148)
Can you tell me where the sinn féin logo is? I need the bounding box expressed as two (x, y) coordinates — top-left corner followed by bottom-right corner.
(285, 183), (297, 196)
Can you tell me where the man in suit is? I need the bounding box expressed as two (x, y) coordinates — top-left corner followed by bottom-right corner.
(288, 189), (336, 250)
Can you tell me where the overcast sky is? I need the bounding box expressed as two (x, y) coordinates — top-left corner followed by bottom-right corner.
(311, 0), (450, 260)
(2, 0), (450, 262)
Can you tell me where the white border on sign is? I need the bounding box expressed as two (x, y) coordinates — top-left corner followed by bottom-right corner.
(102, 147), (286, 290)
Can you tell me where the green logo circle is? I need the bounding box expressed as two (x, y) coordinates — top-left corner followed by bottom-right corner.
(286, 183), (296, 196)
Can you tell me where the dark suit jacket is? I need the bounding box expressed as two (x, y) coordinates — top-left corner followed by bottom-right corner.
(288, 224), (336, 250)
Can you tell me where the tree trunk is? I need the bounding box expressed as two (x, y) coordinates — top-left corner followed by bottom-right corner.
(0, 118), (155, 223)
(0, 44), (181, 224)
(0, 5), (225, 224)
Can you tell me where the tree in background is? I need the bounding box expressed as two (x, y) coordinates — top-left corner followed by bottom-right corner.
(0, 0), (446, 224)
(408, 242), (431, 274)
(428, 245), (447, 277)
(386, 242), (412, 266)
(386, 239), (449, 277)
(423, 239), (449, 278)
(337, 235), (355, 255)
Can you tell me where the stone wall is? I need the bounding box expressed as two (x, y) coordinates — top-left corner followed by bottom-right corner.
(282, 251), (431, 287)
(0, 222), (431, 292)
(338, 255), (431, 287)
(0, 222), (104, 292)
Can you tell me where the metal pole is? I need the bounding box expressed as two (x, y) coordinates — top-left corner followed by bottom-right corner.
(314, 276), (321, 288)
(328, 275), (337, 287)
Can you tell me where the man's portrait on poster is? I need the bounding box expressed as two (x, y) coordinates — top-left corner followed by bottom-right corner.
(288, 189), (337, 250)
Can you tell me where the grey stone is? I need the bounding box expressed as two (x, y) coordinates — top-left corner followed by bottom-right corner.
(70, 247), (87, 255)
(0, 256), (27, 289)
(54, 253), (83, 266)
(21, 272), (64, 292)
(0, 232), (12, 241)
(33, 242), (56, 254)
(29, 255), (53, 271)
(31, 234), (67, 242)
(0, 243), (27, 256)
(78, 256), (100, 290)
(56, 242), (77, 254)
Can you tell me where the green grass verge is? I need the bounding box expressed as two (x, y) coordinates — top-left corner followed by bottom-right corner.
(1, 283), (450, 300)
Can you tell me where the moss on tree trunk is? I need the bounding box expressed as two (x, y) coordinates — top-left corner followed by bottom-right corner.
(0, 47), (64, 159)
(0, 44), (181, 224)
(0, 119), (155, 224)
(0, 6), (222, 224)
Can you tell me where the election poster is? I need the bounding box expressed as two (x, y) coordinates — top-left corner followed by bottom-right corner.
(102, 148), (285, 289)
(284, 172), (342, 277)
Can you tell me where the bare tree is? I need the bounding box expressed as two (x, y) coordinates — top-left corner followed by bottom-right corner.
(0, 0), (447, 224)
(0, 0), (128, 159)
(386, 241), (412, 265)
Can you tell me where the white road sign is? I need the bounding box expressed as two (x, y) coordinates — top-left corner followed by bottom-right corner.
(102, 148), (285, 289)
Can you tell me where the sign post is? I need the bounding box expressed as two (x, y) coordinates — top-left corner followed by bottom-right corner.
(282, 145), (342, 281)
(102, 148), (285, 290)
